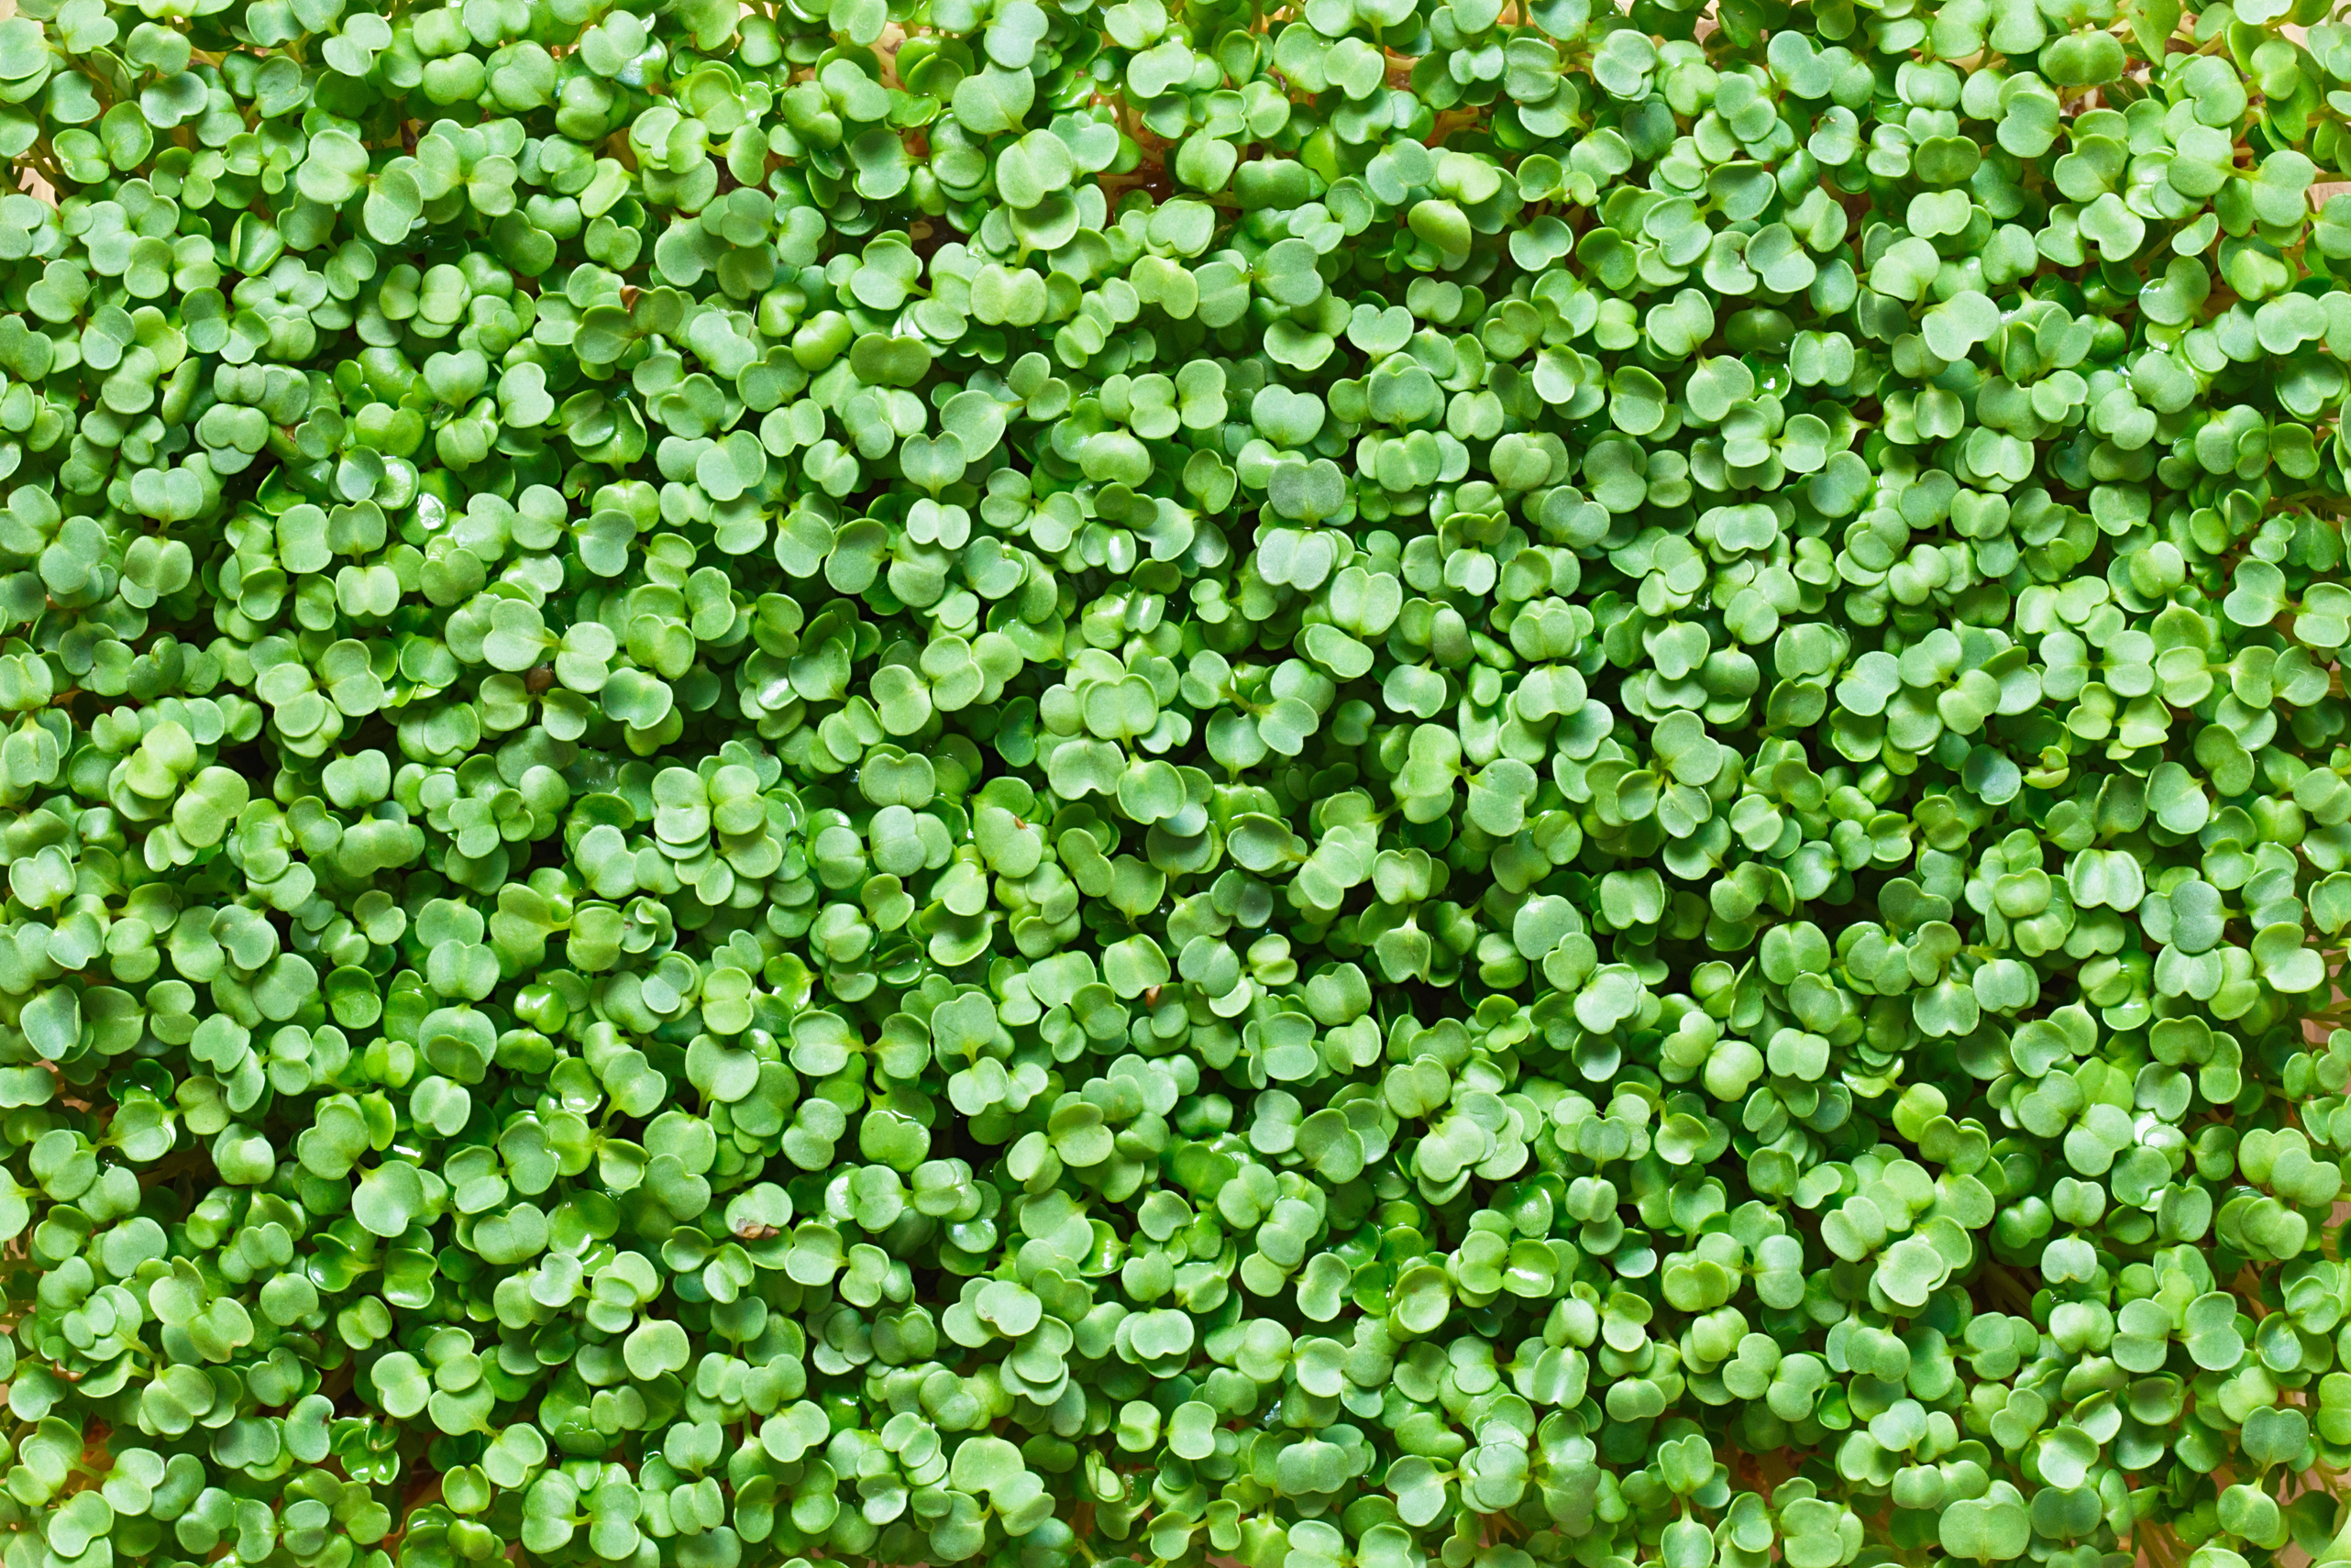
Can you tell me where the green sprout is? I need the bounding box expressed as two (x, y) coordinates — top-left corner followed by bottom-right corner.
(3, 0), (2351, 1565)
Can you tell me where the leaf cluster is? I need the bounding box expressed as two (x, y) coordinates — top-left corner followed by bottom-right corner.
(2, 0), (2351, 1566)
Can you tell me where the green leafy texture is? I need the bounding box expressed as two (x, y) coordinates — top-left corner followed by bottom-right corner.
(1, 0), (2350, 1567)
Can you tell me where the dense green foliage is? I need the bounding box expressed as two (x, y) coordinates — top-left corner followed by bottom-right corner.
(7, 0), (2351, 1564)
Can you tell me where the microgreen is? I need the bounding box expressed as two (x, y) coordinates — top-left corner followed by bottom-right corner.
(2, 0), (2351, 1565)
